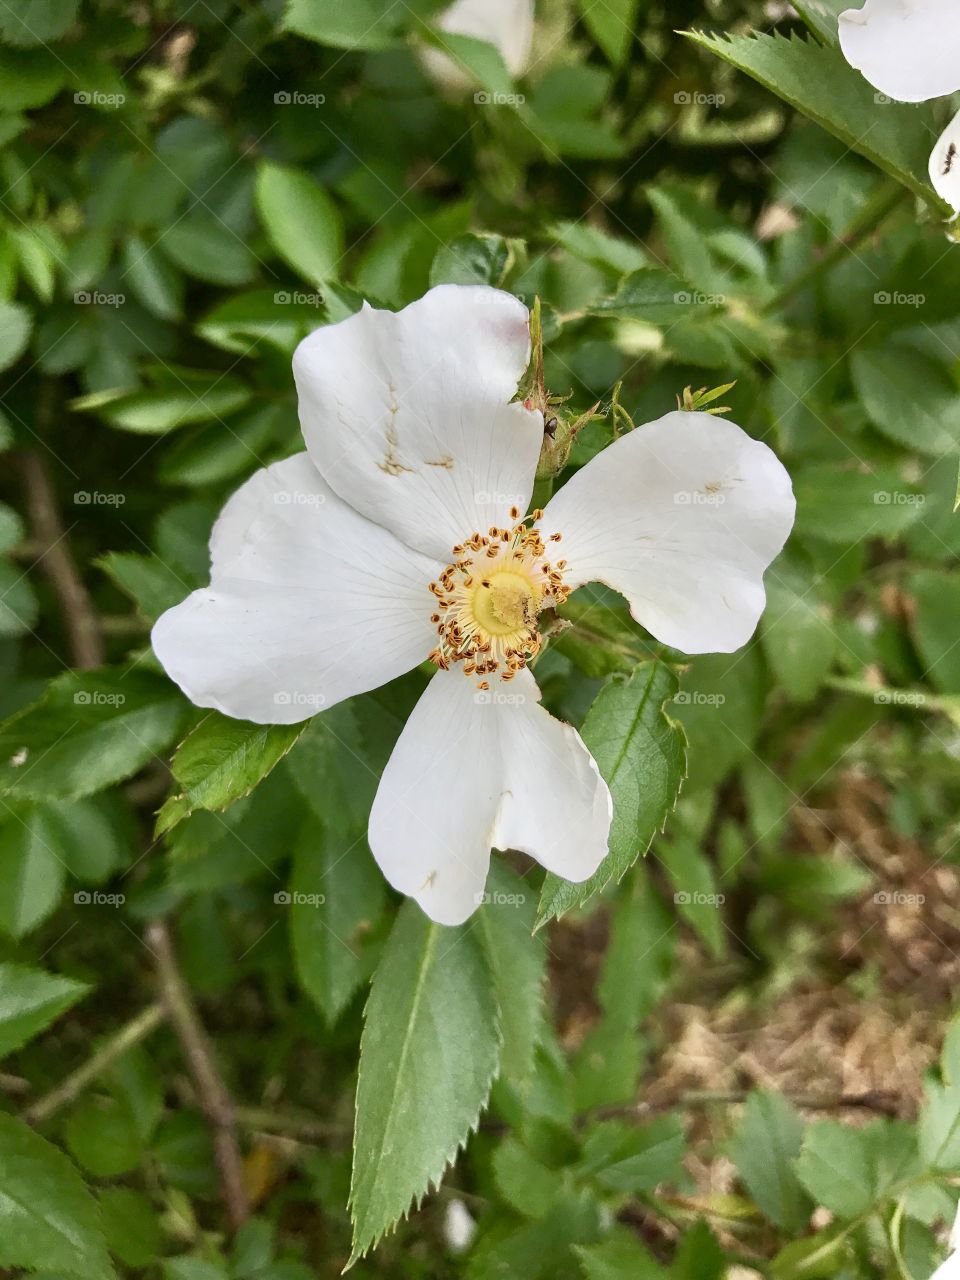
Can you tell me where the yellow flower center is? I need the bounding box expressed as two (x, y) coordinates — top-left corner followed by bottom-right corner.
(472, 569), (540, 637)
(427, 509), (570, 689)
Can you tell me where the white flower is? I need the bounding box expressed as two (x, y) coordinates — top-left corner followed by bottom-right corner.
(930, 105), (960, 215)
(420, 0), (535, 92)
(838, 0), (960, 103)
(152, 285), (795, 926)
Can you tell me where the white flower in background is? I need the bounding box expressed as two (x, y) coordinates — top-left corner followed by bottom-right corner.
(930, 106), (960, 216)
(152, 285), (795, 926)
(421, 0), (535, 92)
(838, 0), (960, 103)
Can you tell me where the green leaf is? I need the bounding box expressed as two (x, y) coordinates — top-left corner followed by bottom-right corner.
(908, 570), (960, 695)
(283, 0), (407, 49)
(349, 902), (501, 1260)
(761, 559), (837, 702)
(578, 0), (640, 65)
(657, 830), (725, 960)
(537, 663), (686, 925)
(0, 0), (78, 46)
(793, 464), (923, 544)
(792, 0), (845, 44)
(728, 1091), (809, 1231)
(420, 28), (514, 97)
(160, 218), (258, 286)
(589, 267), (707, 325)
(852, 345), (960, 456)
(97, 552), (190, 622)
(475, 862), (545, 1088)
(77, 379), (251, 435)
(122, 235), (184, 320)
(99, 1187), (162, 1268)
(684, 29), (945, 212)
(255, 161), (344, 287)
(289, 816), (385, 1023)
(0, 1112), (115, 1279)
(575, 1235), (668, 1280)
(795, 1121), (873, 1218)
(492, 1136), (564, 1218)
(0, 805), (67, 938)
(430, 233), (517, 288)
(0, 559), (39, 636)
(156, 714), (306, 834)
(65, 1098), (143, 1177)
(0, 962), (89, 1057)
(578, 1115), (685, 1193)
(0, 299), (32, 371)
(0, 669), (188, 801)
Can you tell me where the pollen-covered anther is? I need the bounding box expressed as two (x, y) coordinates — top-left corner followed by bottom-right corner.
(427, 521), (570, 686)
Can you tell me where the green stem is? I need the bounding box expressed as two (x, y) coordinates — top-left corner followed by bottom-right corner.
(25, 1002), (165, 1125)
(766, 182), (906, 312)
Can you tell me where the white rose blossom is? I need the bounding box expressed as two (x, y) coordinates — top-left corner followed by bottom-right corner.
(838, 0), (960, 103)
(152, 286), (795, 926)
(838, 0), (960, 215)
(421, 0), (535, 92)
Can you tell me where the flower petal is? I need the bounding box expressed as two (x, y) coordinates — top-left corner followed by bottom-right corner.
(152, 453), (442, 724)
(930, 106), (960, 215)
(292, 285), (543, 560)
(838, 0), (960, 103)
(540, 411), (796, 655)
(368, 667), (611, 925)
(423, 0), (535, 89)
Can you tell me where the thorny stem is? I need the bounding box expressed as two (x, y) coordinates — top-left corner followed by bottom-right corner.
(147, 919), (250, 1232)
(19, 388), (104, 670)
(25, 1002), (166, 1124)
